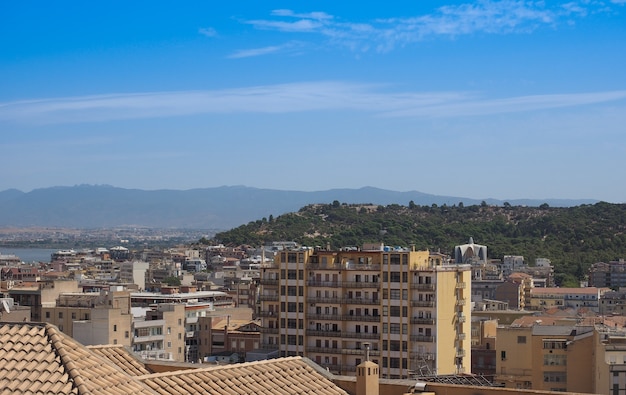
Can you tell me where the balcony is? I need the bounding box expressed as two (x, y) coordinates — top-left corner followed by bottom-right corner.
(456, 333), (466, 341)
(411, 317), (435, 325)
(455, 282), (466, 289)
(308, 297), (342, 304)
(410, 283), (435, 291)
(456, 299), (466, 306)
(342, 348), (380, 356)
(259, 294), (279, 301)
(306, 346), (340, 354)
(342, 281), (380, 288)
(260, 278), (279, 286)
(259, 327), (279, 334)
(186, 331), (195, 338)
(342, 331), (380, 340)
(411, 300), (435, 307)
(410, 335), (435, 342)
(259, 343), (280, 350)
(307, 313), (343, 321)
(133, 334), (165, 344)
(343, 298), (379, 305)
(456, 349), (466, 357)
(410, 352), (436, 360)
(343, 314), (380, 322)
(306, 329), (342, 337)
(457, 315), (466, 323)
(307, 280), (342, 287)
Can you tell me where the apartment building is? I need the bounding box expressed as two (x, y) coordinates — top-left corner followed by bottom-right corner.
(590, 259), (626, 288)
(131, 303), (187, 362)
(528, 287), (609, 312)
(258, 244), (471, 379)
(495, 318), (595, 392)
(8, 279), (80, 321)
(42, 287), (131, 339)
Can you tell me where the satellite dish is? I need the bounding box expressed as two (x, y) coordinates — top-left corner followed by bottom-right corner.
(2, 300), (10, 314)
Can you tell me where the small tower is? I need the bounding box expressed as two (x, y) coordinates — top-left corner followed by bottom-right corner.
(356, 342), (379, 395)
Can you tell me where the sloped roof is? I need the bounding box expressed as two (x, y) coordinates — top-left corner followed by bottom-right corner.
(87, 344), (152, 377)
(138, 356), (349, 395)
(0, 323), (155, 395)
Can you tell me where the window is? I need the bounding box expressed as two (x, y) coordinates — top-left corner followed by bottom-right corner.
(45, 312), (50, 319)
(125, 331), (129, 338)
(501, 351), (506, 361)
(71, 312), (76, 319)
(113, 324), (117, 332)
(59, 312), (63, 319)
(517, 336), (526, 344)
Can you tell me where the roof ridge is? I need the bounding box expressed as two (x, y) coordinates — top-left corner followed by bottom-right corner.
(136, 356), (303, 379)
(45, 324), (86, 394)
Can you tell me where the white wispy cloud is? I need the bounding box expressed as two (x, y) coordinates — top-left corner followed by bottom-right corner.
(228, 41), (303, 58)
(240, 1), (612, 53)
(1, 82), (625, 124)
(198, 27), (217, 37)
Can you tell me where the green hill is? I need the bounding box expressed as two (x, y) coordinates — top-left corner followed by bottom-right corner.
(213, 201), (626, 287)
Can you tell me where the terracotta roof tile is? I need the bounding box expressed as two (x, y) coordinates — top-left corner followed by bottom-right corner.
(138, 357), (348, 395)
(0, 323), (156, 395)
(88, 345), (153, 377)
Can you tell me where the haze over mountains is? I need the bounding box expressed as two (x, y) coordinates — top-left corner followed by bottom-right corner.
(0, 185), (598, 230)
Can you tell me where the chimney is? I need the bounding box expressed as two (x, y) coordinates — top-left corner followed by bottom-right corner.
(356, 343), (379, 395)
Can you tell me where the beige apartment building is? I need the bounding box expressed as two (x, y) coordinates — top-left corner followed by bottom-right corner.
(258, 244), (472, 379)
(495, 319), (595, 392)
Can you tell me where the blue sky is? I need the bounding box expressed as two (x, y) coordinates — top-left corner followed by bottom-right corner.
(1, 1), (625, 202)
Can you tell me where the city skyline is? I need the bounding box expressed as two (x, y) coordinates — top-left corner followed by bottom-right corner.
(1, 1), (625, 202)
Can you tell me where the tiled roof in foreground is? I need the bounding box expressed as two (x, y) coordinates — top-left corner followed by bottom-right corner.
(138, 356), (349, 395)
(87, 344), (152, 377)
(0, 323), (155, 395)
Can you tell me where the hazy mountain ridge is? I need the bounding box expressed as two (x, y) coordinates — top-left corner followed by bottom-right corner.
(0, 185), (598, 229)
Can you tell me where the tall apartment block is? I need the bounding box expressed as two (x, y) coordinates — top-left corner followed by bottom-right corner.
(258, 244), (472, 379)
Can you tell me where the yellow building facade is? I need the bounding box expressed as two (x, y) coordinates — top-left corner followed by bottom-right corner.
(259, 245), (471, 379)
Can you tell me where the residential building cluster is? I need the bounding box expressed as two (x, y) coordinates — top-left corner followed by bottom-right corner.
(1, 238), (626, 394)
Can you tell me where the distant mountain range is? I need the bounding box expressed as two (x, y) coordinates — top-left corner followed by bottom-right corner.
(0, 185), (598, 230)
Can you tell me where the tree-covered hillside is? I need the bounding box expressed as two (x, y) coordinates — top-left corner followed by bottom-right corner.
(213, 201), (626, 286)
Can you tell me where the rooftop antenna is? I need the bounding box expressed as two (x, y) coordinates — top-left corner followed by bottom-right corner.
(363, 342), (371, 361)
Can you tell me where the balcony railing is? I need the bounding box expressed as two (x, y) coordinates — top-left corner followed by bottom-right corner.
(456, 299), (466, 306)
(410, 335), (435, 342)
(307, 313), (343, 321)
(455, 282), (467, 289)
(411, 317), (435, 325)
(343, 298), (380, 305)
(307, 281), (342, 287)
(342, 331), (380, 340)
(306, 346), (341, 354)
(259, 294), (279, 301)
(411, 300), (435, 307)
(410, 283), (435, 290)
(307, 263), (381, 271)
(257, 310), (277, 317)
(457, 315), (466, 323)
(308, 297), (343, 304)
(306, 329), (342, 337)
(342, 281), (380, 288)
(343, 314), (380, 322)
(259, 327), (279, 334)
(341, 348), (380, 356)
(410, 352), (436, 360)
(456, 349), (466, 357)
(260, 278), (279, 285)
(456, 333), (466, 341)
